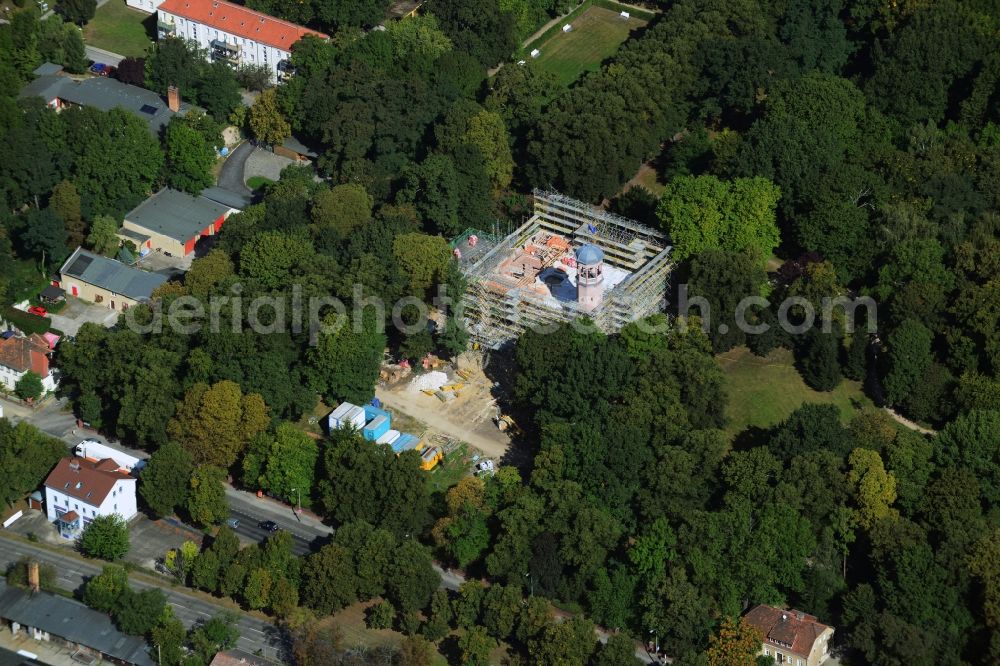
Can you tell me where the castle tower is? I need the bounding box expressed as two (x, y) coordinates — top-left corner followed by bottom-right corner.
(576, 244), (605, 311)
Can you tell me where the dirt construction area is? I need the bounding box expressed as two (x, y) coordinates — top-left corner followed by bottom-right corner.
(375, 351), (511, 460)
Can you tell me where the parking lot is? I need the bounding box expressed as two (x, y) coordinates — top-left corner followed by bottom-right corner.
(134, 249), (194, 279)
(47, 297), (119, 336)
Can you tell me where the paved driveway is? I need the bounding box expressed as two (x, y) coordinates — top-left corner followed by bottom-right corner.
(217, 141), (253, 197)
(126, 516), (203, 570)
(48, 298), (118, 336)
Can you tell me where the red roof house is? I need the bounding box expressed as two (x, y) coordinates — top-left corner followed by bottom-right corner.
(743, 605), (835, 666)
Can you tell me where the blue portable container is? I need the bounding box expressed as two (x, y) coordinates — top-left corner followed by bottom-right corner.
(363, 405), (390, 424)
(392, 433), (419, 453)
(362, 415), (390, 441)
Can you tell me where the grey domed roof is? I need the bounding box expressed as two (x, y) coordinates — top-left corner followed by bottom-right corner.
(576, 244), (604, 264)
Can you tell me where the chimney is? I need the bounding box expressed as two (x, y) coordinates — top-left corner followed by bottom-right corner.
(27, 561), (40, 593)
(167, 85), (180, 112)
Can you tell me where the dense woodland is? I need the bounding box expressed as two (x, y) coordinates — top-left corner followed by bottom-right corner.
(0, 0), (999, 664)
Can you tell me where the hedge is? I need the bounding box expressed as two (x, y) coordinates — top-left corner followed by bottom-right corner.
(3, 307), (51, 335)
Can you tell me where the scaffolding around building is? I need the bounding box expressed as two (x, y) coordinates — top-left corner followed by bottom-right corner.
(457, 190), (674, 349)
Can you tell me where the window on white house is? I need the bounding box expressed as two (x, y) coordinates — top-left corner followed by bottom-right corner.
(114, 504), (118, 511)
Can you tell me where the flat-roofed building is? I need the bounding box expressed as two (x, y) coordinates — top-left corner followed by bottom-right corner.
(122, 188), (236, 257)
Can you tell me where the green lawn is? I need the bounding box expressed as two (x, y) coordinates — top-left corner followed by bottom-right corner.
(719, 346), (872, 436)
(528, 6), (647, 87)
(246, 176), (275, 191)
(427, 442), (471, 494)
(83, 1), (155, 59)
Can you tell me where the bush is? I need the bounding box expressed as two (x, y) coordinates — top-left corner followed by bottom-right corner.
(5, 557), (56, 591)
(366, 600), (395, 630)
(15, 372), (45, 402)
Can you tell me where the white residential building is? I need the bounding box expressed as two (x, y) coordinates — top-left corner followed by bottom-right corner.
(0, 332), (57, 394)
(43, 457), (138, 539)
(153, 0), (328, 82)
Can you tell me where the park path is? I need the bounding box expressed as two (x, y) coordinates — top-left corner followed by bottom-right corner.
(883, 407), (937, 436)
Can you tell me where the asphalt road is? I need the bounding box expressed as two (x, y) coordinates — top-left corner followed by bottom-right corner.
(0, 534), (282, 658)
(225, 506), (324, 557)
(0, 645), (44, 666)
(85, 44), (124, 67)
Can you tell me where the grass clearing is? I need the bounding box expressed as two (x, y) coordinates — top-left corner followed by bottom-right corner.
(527, 5), (647, 87)
(83, 1), (155, 58)
(246, 176), (275, 191)
(627, 162), (667, 196)
(719, 346), (872, 436)
(295, 398), (332, 435)
(427, 442), (471, 494)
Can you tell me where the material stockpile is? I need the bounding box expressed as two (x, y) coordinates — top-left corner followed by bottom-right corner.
(408, 371), (449, 393)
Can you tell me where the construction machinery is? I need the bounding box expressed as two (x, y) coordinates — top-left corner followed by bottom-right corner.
(494, 414), (520, 435)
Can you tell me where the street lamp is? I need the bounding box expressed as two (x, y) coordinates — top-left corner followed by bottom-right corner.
(524, 572), (533, 597)
(291, 488), (301, 514)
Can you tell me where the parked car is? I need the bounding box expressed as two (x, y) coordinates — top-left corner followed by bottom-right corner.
(258, 520), (279, 533)
(27, 305), (47, 317)
(89, 62), (110, 76)
(225, 518), (240, 529)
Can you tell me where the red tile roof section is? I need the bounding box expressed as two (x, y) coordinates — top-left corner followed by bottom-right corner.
(44, 457), (134, 508)
(0, 334), (51, 376)
(157, 0), (327, 51)
(743, 605), (831, 658)
(209, 650), (273, 666)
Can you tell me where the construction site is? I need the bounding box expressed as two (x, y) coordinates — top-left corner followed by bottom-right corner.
(454, 190), (673, 349)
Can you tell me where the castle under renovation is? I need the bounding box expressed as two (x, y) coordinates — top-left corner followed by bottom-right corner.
(454, 190), (673, 349)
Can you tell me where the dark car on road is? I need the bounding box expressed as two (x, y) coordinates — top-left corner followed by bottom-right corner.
(258, 520), (279, 533)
